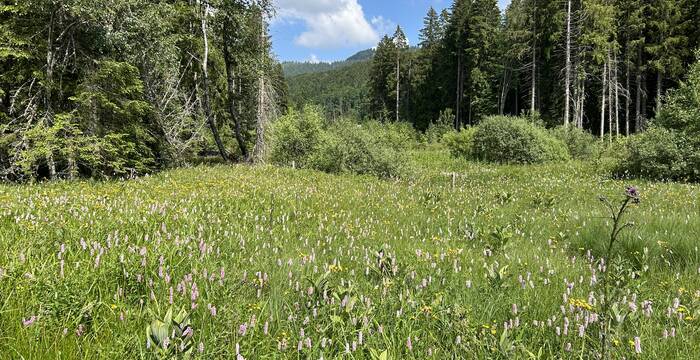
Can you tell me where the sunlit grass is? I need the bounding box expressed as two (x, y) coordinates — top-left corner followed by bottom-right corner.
(0, 149), (698, 358)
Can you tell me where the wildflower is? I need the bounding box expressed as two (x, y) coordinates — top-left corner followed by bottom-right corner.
(625, 186), (639, 198)
(22, 316), (36, 327)
(406, 336), (413, 351)
(75, 324), (85, 337)
(633, 337), (641, 354)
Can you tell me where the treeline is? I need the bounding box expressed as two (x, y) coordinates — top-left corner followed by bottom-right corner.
(369, 0), (700, 133)
(0, 0), (286, 181)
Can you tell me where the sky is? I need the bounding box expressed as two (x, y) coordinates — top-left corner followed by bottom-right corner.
(270, 0), (511, 63)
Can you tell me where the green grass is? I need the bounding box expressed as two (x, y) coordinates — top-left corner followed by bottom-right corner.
(0, 149), (698, 359)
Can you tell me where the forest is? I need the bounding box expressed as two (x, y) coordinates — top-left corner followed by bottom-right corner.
(0, 0), (286, 181)
(1, 0), (700, 359)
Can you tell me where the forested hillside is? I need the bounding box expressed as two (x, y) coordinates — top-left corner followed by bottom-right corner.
(286, 61), (371, 119)
(0, 0), (286, 181)
(281, 49), (375, 77)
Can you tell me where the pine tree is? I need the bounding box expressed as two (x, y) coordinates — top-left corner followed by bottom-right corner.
(419, 7), (442, 50)
(647, 0), (690, 113)
(369, 36), (397, 121)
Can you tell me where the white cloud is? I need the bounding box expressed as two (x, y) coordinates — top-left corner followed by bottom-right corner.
(274, 0), (383, 49)
(370, 16), (396, 37)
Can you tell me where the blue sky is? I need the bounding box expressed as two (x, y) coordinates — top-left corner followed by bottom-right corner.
(271, 0), (511, 63)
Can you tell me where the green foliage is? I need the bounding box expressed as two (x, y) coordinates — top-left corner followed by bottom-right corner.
(13, 114), (155, 179)
(286, 61), (371, 119)
(655, 50), (700, 135)
(365, 120), (421, 150)
(550, 126), (600, 159)
(615, 126), (698, 181)
(615, 52), (700, 182)
(1, 151), (700, 358)
(472, 116), (570, 164)
(269, 107), (406, 178)
(146, 307), (194, 358)
(443, 128), (477, 159)
(281, 49), (374, 77)
(310, 120), (405, 179)
(269, 106), (325, 168)
(425, 109), (456, 143)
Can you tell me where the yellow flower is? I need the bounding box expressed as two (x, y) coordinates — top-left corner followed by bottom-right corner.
(329, 264), (344, 273)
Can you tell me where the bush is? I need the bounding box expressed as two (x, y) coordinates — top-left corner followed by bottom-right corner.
(310, 121), (404, 178)
(443, 128), (477, 159)
(426, 109), (455, 143)
(269, 106), (325, 168)
(472, 116), (570, 164)
(614, 51), (700, 182)
(269, 110), (405, 178)
(655, 50), (700, 135)
(551, 126), (600, 160)
(365, 120), (420, 150)
(614, 126), (698, 181)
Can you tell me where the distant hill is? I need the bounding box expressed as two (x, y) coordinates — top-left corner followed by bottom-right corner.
(281, 49), (375, 77)
(286, 58), (372, 119)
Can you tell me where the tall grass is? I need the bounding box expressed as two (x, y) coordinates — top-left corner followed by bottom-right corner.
(0, 150), (698, 358)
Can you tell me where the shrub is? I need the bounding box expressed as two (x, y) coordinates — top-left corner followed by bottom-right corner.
(551, 126), (600, 160)
(443, 127), (477, 159)
(269, 111), (405, 178)
(309, 120), (404, 178)
(365, 120), (420, 150)
(614, 51), (700, 182)
(472, 116), (570, 164)
(655, 50), (700, 135)
(269, 106), (325, 168)
(426, 109), (455, 143)
(614, 126), (698, 181)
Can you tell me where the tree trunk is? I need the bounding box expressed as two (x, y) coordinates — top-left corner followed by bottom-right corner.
(395, 53), (400, 122)
(614, 51), (619, 137)
(600, 60), (607, 139)
(455, 53), (463, 130)
(45, 11), (57, 179)
(656, 71), (663, 113)
(530, 2), (537, 116)
(530, 47), (537, 115)
(625, 53), (630, 136)
(499, 67), (510, 115)
(222, 22), (249, 160)
(564, 0), (571, 126)
(608, 51), (614, 143)
(635, 48), (643, 132)
(252, 14), (270, 164)
(201, 5), (228, 161)
(252, 75), (266, 164)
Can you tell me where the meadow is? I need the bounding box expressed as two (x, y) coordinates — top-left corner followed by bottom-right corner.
(0, 149), (698, 359)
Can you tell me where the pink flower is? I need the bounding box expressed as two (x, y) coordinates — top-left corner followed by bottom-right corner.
(634, 337), (642, 354)
(22, 316), (36, 327)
